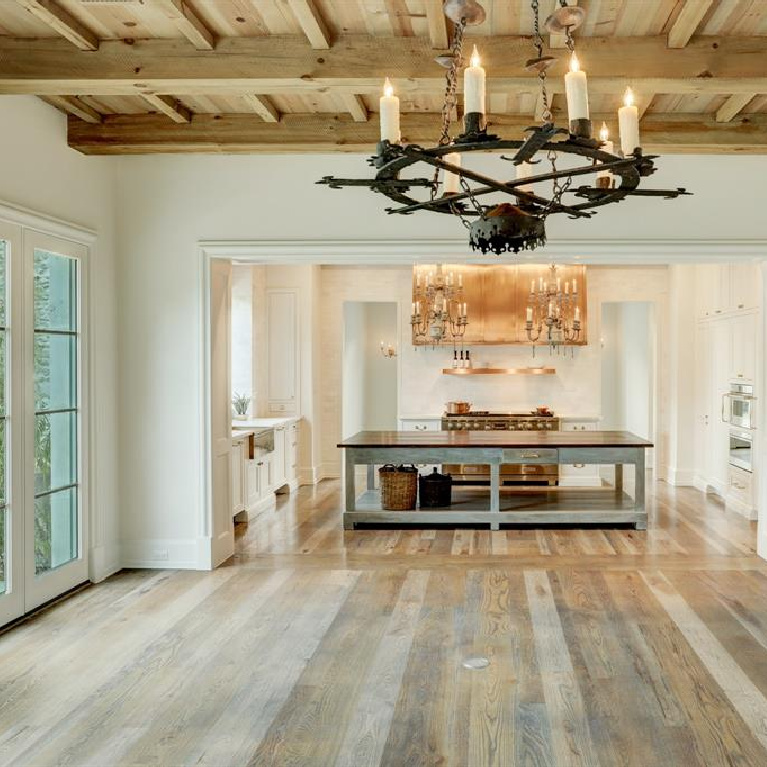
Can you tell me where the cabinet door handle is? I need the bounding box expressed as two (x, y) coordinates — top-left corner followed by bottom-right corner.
(521, 452), (541, 459)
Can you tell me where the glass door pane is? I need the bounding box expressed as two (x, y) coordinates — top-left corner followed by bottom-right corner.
(32, 250), (79, 575)
(0, 240), (6, 594)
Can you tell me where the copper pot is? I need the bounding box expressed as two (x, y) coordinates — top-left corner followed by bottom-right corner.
(446, 401), (472, 415)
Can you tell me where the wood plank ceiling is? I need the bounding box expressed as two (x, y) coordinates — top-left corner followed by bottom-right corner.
(1, 0), (767, 154)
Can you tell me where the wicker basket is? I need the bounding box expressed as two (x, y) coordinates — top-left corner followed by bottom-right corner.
(379, 464), (418, 510)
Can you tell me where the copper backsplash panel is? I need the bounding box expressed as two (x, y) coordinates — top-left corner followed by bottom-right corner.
(411, 264), (588, 346)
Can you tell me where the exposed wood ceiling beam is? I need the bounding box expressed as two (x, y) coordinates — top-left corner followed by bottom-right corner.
(67, 112), (767, 155)
(141, 93), (191, 123)
(668, 0), (715, 49)
(285, 0), (331, 49)
(715, 93), (755, 123)
(16, 0), (98, 51)
(340, 93), (368, 122)
(150, 0), (215, 50)
(549, 0), (578, 49)
(42, 95), (102, 123)
(2, 35), (765, 96)
(241, 94), (280, 122)
(424, 0), (449, 49)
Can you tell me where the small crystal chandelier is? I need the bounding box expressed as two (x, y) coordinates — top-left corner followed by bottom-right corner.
(411, 265), (468, 344)
(526, 264), (582, 354)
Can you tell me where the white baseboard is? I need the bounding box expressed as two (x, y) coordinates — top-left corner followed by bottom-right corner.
(88, 542), (121, 583)
(299, 465), (330, 485)
(726, 495), (758, 520)
(245, 494), (276, 520)
(693, 474), (708, 493)
(666, 467), (696, 486)
(120, 537), (202, 570)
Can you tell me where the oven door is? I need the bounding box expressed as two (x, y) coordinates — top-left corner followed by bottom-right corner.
(729, 429), (753, 472)
(725, 393), (756, 430)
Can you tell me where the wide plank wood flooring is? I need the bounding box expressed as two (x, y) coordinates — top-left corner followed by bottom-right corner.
(1, 479), (766, 766)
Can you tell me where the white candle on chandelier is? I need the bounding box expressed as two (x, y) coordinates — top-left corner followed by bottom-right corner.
(618, 87), (640, 156)
(598, 122), (614, 180)
(531, 279), (535, 294)
(572, 277), (578, 293)
(411, 302), (416, 315)
(539, 277), (543, 291)
(526, 306), (533, 322)
(556, 277), (561, 292)
(574, 306), (581, 321)
(515, 161), (535, 194)
(564, 282), (570, 295)
(379, 77), (400, 143)
(415, 272), (421, 288)
(564, 52), (589, 122)
(458, 273), (463, 288)
(463, 45), (486, 116)
(443, 152), (462, 195)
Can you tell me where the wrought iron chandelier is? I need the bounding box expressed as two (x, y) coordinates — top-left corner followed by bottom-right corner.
(318, 0), (689, 255)
(411, 264), (469, 343)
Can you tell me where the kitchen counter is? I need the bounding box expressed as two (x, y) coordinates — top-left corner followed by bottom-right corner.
(340, 430), (651, 449)
(339, 430), (650, 531)
(232, 417), (297, 430)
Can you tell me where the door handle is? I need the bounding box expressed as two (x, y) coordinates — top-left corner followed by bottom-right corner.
(520, 452), (541, 459)
(722, 393), (731, 423)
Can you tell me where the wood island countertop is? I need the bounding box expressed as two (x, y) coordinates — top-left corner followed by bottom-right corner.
(338, 430), (653, 449)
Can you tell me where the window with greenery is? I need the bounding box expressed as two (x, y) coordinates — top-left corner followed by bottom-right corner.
(33, 250), (78, 575)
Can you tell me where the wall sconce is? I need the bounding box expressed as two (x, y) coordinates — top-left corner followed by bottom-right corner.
(380, 340), (397, 358)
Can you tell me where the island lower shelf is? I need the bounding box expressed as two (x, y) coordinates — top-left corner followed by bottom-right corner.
(349, 487), (642, 528)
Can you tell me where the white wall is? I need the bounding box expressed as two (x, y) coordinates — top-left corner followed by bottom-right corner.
(114, 151), (767, 568)
(0, 97), (119, 582)
(342, 301), (398, 439)
(601, 302), (654, 440)
(363, 303), (398, 431)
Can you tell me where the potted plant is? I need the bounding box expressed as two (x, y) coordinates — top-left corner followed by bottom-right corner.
(232, 392), (251, 421)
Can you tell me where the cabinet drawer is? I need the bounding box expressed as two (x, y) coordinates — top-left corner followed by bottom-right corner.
(728, 466), (752, 499)
(502, 448), (558, 464)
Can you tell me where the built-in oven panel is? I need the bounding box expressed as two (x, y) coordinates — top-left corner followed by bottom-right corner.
(729, 429), (753, 473)
(723, 382), (757, 430)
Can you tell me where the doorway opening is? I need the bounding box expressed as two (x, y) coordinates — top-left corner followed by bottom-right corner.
(600, 301), (657, 484)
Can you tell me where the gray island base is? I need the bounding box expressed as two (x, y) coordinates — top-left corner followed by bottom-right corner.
(338, 430), (652, 531)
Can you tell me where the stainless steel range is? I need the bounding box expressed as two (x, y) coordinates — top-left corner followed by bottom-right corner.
(441, 411), (561, 486)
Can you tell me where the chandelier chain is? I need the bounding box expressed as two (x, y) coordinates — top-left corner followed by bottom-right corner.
(531, 0), (552, 123)
(431, 18), (466, 200)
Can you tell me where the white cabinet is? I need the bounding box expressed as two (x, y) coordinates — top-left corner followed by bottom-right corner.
(730, 311), (757, 382)
(286, 421), (298, 483)
(730, 264), (760, 313)
(272, 426), (287, 489)
(696, 263), (759, 319)
(559, 419), (601, 487)
(267, 290), (298, 415)
(694, 319), (733, 496)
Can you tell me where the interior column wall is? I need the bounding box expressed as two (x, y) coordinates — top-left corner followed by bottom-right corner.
(0, 97), (119, 582)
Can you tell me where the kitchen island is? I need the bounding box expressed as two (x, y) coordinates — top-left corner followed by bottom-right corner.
(338, 430), (652, 530)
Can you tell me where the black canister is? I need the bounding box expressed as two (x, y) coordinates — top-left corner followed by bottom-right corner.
(419, 467), (453, 508)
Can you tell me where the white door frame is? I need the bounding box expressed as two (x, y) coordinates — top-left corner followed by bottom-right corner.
(199, 239), (767, 570)
(0, 202), (95, 624)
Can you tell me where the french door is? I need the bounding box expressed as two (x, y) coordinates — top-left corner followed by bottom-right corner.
(0, 224), (88, 625)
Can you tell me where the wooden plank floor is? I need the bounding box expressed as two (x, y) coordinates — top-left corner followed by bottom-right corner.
(1, 479), (766, 766)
